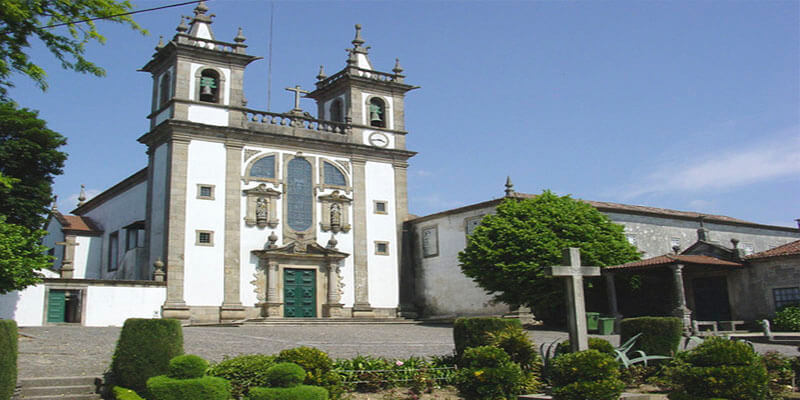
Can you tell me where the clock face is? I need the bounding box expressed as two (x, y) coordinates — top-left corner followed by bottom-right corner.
(368, 132), (389, 148)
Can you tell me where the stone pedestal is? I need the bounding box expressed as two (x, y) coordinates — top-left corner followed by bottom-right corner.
(162, 304), (191, 320)
(504, 306), (537, 325)
(259, 302), (282, 318)
(220, 305), (246, 321)
(323, 303), (345, 318)
(352, 303), (375, 318)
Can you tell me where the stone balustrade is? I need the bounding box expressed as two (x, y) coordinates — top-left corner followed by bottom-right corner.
(176, 34), (246, 54)
(244, 109), (350, 134)
(317, 67), (404, 88)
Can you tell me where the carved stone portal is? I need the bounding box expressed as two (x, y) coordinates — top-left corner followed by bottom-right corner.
(319, 190), (352, 233)
(244, 184), (281, 228)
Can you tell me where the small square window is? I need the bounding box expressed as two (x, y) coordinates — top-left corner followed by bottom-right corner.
(374, 200), (388, 214)
(465, 215), (484, 237)
(773, 287), (800, 310)
(197, 184), (215, 200)
(196, 230), (214, 246)
(375, 241), (389, 255)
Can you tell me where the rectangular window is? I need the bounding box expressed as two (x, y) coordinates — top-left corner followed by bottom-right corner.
(465, 215), (484, 237)
(126, 229), (137, 251)
(422, 226), (439, 258)
(374, 200), (388, 214)
(196, 230), (214, 246)
(773, 287), (800, 310)
(108, 231), (119, 271)
(375, 241), (389, 256)
(197, 184), (215, 200)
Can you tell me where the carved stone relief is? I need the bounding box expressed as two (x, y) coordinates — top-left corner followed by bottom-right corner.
(243, 184), (281, 228)
(319, 190), (352, 233)
(244, 149), (260, 162)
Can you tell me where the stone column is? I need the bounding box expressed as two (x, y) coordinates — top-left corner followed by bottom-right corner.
(605, 273), (622, 333)
(162, 138), (191, 320)
(220, 143), (246, 321)
(57, 235), (78, 279)
(324, 260), (344, 318)
(670, 264), (692, 333)
(393, 161), (413, 317)
(351, 157), (373, 317)
(263, 260), (281, 317)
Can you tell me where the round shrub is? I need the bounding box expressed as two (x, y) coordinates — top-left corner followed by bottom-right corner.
(146, 375), (231, 400)
(550, 350), (624, 400)
(110, 318), (183, 396)
(265, 362), (306, 388)
(276, 347), (342, 398)
(486, 326), (539, 370)
(168, 354), (208, 379)
(773, 306), (800, 332)
(0, 319), (17, 400)
(555, 337), (615, 357)
(454, 346), (524, 400)
(112, 386), (145, 400)
(207, 354), (276, 398)
(453, 317), (522, 358)
(620, 317), (682, 356)
(247, 385), (329, 400)
(665, 337), (768, 400)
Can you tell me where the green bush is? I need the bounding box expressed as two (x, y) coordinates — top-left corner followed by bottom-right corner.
(665, 337), (768, 400)
(146, 375), (231, 400)
(0, 320), (17, 400)
(112, 386), (145, 400)
(555, 337), (615, 357)
(264, 362), (305, 388)
(453, 317), (522, 358)
(550, 350), (625, 400)
(762, 351), (794, 400)
(247, 385), (329, 400)
(276, 347), (342, 398)
(486, 325), (539, 370)
(110, 318), (183, 396)
(207, 354), (276, 398)
(620, 317), (682, 356)
(168, 354), (208, 380)
(773, 306), (800, 331)
(453, 346), (524, 400)
(334, 355), (392, 392)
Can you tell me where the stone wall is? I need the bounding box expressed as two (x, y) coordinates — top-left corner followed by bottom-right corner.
(728, 255), (800, 320)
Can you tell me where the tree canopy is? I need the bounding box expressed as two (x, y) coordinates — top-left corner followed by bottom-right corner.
(0, 101), (67, 230)
(0, 215), (49, 294)
(458, 191), (640, 324)
(0, 0), (144, 97)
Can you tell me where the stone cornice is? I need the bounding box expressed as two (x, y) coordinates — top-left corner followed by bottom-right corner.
(140, 41), (261, 74)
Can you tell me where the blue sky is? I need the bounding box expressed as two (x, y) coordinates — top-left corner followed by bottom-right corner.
(8, 0), (799, 227)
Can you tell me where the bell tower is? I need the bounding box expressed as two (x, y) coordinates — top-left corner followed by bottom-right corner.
(140, 1), (260, 129)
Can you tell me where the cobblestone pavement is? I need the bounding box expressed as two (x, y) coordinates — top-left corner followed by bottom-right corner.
(17, 324), (799, 379)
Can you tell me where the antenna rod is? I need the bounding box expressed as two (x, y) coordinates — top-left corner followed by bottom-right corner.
(267, 2), (274, 112)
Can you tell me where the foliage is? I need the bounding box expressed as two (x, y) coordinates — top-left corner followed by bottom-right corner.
(334, 354), (459, 393)
(167, 354), (208, 380)
(264, 362), (305, 388)
(246, 385), (329, 400)
(0, 0), (145, 98)
(0, 215), (50, 294)
(112, 386), (145, 400)
(0, 319), (17, 400)
(335, 355), (393, 392)
(664, 337), (768, 400)
(555, 337), (615, 357)
(207, 354), (276, 399)
(146, 375), (231, 400)
(550, 350), (625, 400)
(458, 193), (640, 324)
(276, 346), (342, 399)
(773, 306), (800, 332)
(453, 346), (524, 400)
(452, 317), (521, 358)
(0, 101), (67, 230)
(762, 351), (794, 400)
(620, 317), (682, 356)
(486, 325), (539, 371)
(109, 318), (183, 397)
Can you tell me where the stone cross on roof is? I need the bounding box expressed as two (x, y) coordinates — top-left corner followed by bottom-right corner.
(285, 85), (309, 112)
(545, 247), (600, 352)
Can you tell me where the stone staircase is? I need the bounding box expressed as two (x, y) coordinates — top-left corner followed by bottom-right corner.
(14, 376), (102, 399)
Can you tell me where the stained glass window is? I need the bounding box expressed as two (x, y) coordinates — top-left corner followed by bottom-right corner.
(250, 156), (275, 179)
(287, 158), (313, 231)
(323, 162), (346, 186)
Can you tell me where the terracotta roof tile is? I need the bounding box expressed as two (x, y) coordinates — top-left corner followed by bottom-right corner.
(746, 239), (800, 260)
(54, 213), (102, 234)
(606, 254), (743, 271)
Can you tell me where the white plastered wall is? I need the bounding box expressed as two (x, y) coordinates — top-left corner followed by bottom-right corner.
(42, 219), (65, 271)
(183, 140), (226, 306)
(84, 286), (166, 326)
(0, 284), (45, 326)
(364, 161), (398, 307)
(149, 144), (168, 268)
(72, 235), (98, 279)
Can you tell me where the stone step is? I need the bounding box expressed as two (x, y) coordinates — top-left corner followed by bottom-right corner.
(18, 376), (99, 388)
(214, 317), (419, 326)
(15, 394), (101, 400)
(20, 384), (98, 397)
(15, 376), (101, 400)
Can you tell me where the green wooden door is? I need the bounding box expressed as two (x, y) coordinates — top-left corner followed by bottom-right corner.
(284, 269), (316, 318)
(47, 290), (66, 323)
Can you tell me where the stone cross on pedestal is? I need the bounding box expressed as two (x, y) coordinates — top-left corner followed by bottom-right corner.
(545, 248), (600, 352)
(54, 238), (79, 279)
(285, 85), (309, 111)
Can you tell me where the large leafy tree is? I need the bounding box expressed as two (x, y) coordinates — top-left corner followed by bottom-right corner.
(0, 0), (144, 97)
(0, 215), (49, 294)
(0, 101), (67, 230)
(458, 191), (640, 324)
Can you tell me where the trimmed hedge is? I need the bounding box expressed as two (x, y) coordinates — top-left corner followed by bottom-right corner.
(276, 347), (343, 399)
(453, 345), (524, 400)
(0, 320), (17, 400)
(112, 386), (145, 400)
(146, 375), (231, 400)
(556, 337), (615, 357)
(110, 318), (184, 396)
(207, 354), (276, 398)
(453, 317), (522, 358)
(264, 363), (305, 388)
(620, 317), (682, 356)
(168, 355), (208, 380)
(550, 350), (625, 400)
(247, 385), (329, 400)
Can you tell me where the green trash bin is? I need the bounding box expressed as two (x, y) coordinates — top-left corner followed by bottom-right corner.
(598, 317), (615, 335)
(586, 312), (600, 332)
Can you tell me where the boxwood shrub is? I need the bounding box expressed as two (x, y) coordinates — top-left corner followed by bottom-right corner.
(168, 354), (208, 379)
(207, 354), (276, 398)
(112, 386), (145, 400)
(146, 375), (231, 400)
(110, 318), (183, 396)
(773, 306), (800, 332)
(453, 345), (524, 400)
(550, 349), (625, 400)
(453, 317), (522, 358)
(620, 316), (682, 356)
(276, 347), (342, 399)
(555, 337), (615, 357)
(0, 319), (17, 400)
(264, 362), (305, 388)
(247, 385), (329, 400)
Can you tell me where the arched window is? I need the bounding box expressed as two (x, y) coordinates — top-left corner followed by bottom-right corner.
(159, 71), (171, 107)
(286, 158), (313, 232)
(330, 99), (343, 122)
(368, 97), (386, 128)
(323, 162), (346, 186)
(199, 69), (220, 103)
(249, 155), (275, 179)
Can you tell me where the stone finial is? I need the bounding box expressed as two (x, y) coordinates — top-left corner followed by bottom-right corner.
(176, 16), (189, 33)
(194, 1), (209, 16)
(77, 185), (87, 207)
(153, 259), (165, 282)
(316, 65), (327, 81)
(267, 231), (278, 249)
(51, 195), (58, 212)
(504, 176), (515, 197)
(697, 216), (710, 241)
(156, 35), (165, 50)
(234, 27), (246, 43)
(730, 238), (739, 248)
(392, 58), (404, 74)
(352, 24), (365, 47)
(327, 233), (338, 249)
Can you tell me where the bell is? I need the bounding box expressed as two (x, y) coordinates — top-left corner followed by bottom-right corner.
(201, 85), (213, 96)
(370, 110), (382, 122)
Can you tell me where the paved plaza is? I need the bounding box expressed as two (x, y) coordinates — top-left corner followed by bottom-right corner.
(17, 324), (799, 379)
